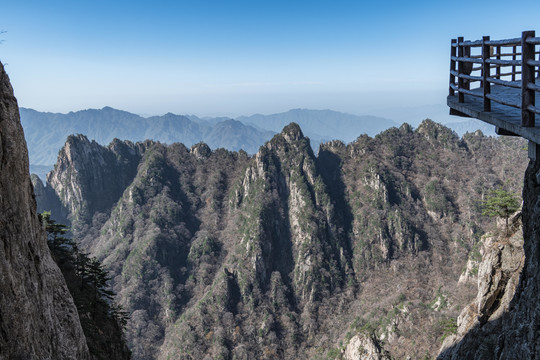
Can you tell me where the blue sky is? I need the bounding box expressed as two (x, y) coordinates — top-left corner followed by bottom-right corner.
(1, 0), (539, 118)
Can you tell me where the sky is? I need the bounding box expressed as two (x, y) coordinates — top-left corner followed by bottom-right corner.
(1, 0), (539, 119)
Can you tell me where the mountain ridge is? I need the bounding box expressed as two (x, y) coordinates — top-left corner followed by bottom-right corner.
(22, 106), (497, 184)
(237, 108), (398, 145)
(20, 106), (275, 167)
(35, 120), (528, 359)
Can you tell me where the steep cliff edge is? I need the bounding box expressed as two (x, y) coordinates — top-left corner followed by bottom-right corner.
(0, 63), (90, 358)
(439, 157), (540, 359)
(47, 134), (153, 239)
(500, 159), (540, 357)
(438, 212), (524, 358)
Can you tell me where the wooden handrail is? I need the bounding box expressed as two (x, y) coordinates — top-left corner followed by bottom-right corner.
(452, 40), (483, 47)
(527, 83), (540, 92)
(450, 30), (538, 127)
(496, 71), (522, 77)
(527, 104), (540, 115)
(485, 58), (521, 66)
(486, 93), (521, 108)
(488, 77), (521, 88)
(450, 70), (482, 82)
(526, 37), (540, 45)
(460, 88), (484, 98)
(485, 38), (521, 46)
(451, 56), (483, 64)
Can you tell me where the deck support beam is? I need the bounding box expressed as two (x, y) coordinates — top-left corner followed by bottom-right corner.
(529, 141), (540, 160)
(496, 127), (519, 136)
(449, 108), (471, 118)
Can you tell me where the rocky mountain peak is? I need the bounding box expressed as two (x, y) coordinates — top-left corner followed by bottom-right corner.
(61, 134), (103, 165)
(190, 142), (212, 159)
(399, 122), (413, 134)
(319, 139), (346, 154)
(264, 122), (314, 162)
(416, 118), (459, 144)
(281, 121), (304, 142)
(47, 135), (152, 234)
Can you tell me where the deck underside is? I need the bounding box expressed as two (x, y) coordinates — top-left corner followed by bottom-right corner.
(447, 84), (540, 145)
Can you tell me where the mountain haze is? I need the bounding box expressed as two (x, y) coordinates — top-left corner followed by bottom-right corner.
(21, 107), (399, 173)
(238, 108), (398, 144)
(20, 107), (275, 166)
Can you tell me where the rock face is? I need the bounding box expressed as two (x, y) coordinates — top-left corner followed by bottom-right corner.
(344, 334), (390, 360)
(438, 212), (524, 358)
(38, 119), (529, 359)
(500, 159), (540, 357)
(438, 158), (540, 359)
(0, 62), (90, 358)
(31, 173), (69, 225)
(46, 134), (153, 236)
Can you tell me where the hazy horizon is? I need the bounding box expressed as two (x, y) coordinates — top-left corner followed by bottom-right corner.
(21, 100), (466, 128)
(17, 90), (447, 121)
(2, 0), (538, 117)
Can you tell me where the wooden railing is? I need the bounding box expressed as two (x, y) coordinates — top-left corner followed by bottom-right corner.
(449, 30), (540, 127)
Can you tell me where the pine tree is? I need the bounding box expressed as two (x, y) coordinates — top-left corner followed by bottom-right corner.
(481, 187), (520, 236)
(41, 211), (74, 264)
(41, 212), (131, 359)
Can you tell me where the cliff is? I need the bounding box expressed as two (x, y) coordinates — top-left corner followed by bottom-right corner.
(0, 62), (91, 358)
(438, 157), (540, 359)
(46, 135), (153, 237)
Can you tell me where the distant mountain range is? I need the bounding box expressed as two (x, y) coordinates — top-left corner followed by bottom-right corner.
(21, 106), (496, 180)
(237, 108), (397, 144)
(445, 119), (496, 136)
(20, 107), (275, 166)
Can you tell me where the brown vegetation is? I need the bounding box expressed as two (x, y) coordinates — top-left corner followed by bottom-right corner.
(37, 120), (528, 359)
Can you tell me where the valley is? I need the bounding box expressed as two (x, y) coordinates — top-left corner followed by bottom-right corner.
(34, 120), (527, 359)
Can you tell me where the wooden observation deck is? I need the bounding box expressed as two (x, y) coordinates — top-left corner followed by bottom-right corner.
(448, 30), (540, 159)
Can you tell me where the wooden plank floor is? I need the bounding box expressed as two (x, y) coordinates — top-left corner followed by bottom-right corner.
(447, 83), (540, 144)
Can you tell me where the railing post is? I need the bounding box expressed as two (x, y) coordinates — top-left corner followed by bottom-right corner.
(464, 45), (471, 91)
(522, 30), (536, 127)
(450, 39), (457, 96)
(496, 46), (501, 79)
(482, 36), (491, 112)
(512, 45), (517, 81)
(458, 37), (465, 103)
